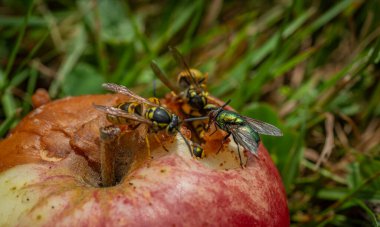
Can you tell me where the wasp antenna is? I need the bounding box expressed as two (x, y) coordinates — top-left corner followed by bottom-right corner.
(176, 128), (193, 157)
(184, 116), (209, 122)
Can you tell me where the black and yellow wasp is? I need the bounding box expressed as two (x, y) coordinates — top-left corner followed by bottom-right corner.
(150, 47), (217, 157)
(204, 100), (283, 167)
(94, 83), (197, 158)
(150, 47), (212, 116)
(105, 102), (142, 127)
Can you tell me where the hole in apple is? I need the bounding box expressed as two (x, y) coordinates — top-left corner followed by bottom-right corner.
(72, 118), (247, 189)
(95, 126), (174, 188)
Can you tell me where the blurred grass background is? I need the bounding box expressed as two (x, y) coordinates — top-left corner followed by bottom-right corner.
(0, 0), (379, 225)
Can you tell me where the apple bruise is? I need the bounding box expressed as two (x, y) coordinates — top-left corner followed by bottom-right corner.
(0, 94), (126, 173)
(0, 94), (290, 226)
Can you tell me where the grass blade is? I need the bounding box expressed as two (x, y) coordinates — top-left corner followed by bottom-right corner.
(4, 0), (35, 80)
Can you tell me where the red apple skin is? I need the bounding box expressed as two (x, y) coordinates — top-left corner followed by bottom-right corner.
(0, 94), (289, 227)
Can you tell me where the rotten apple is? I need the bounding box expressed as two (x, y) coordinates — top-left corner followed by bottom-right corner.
(0, 93), (289, 226)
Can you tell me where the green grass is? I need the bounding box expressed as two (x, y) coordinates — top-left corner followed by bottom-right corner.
(1, 0), (380, 225)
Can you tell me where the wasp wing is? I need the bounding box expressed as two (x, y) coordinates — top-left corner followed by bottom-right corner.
(150, 61), (181, 94)
(241, 116), (283, 136)
(102, 83), (160, 107)
(169, 46), (191, 74)
(168, 46), (198, 88)
(226, 124), (260, 157)
(93, 104), (152, 125)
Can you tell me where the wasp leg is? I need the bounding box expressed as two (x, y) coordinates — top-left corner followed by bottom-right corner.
(100, 125), (121, 187)
(130, 123), (141, 130)
(186, 122), (202, 145)
(145, 135), (152, 159)
(217, 132), (231, 154)
(232, 135), (244, 168)
(154, 134), (169, 152)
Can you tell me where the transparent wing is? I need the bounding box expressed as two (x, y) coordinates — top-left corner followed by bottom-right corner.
(227, 124), (260, 156)
(150, 61), (180, 94)
(242, 116), (283, 136)
(168, 46), (198, 87)
(102, 83), (160, 107)
(93, 104), (152, 125)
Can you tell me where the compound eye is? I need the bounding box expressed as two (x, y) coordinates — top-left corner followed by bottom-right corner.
(167, 126), (176, 135)
(178, 76), (190, 89)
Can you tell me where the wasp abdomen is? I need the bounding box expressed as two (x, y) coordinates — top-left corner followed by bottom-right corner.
(192, 146), (205, 158)
(118, 102), (142, 115)
(106, 102), (142, 125)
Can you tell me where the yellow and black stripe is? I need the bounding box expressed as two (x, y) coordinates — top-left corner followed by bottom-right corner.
(106, 102), (142, 125)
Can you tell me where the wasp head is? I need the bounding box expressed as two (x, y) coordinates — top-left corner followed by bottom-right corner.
(178, 69), (204, 90)
(167, 114), (180, 135)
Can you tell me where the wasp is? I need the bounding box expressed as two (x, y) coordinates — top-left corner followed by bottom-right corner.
(105, 97), (161, 127)
(94, 83), (199, 158)
(151, 47), (218, 151)
(150, 47), (211, 116)
(192, 145), (205, 158)
(204, 100), (283, 167)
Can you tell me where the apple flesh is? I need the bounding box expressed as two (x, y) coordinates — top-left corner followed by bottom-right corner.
(0, 94), (289, 226)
